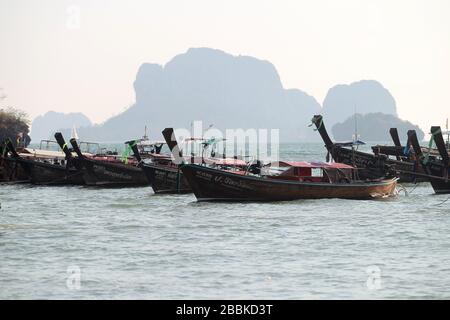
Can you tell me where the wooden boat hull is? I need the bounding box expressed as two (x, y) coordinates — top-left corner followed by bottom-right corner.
(421, 164), (450, 194)
(28, 161), (84, 185)
(431, 179), (450, 194)
(311, 115), (428, 183)
(79, 158), (149, 187)
(373, 145), (450, 159)
(0, 157), (30, 183)
(6, 157), (83, 185)
(329, 146), (427, 183)
(180, 164), (398, 201)
(141, 163), (191, 194)
(407, 128), (450, 194)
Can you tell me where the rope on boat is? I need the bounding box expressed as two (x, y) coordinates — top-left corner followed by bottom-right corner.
(436, 196), (450, 206)
(396, 184), (408, 196)
(308, 117), (323, 131)
(424, 128), (441, 164)
(406, 183), (420, 195)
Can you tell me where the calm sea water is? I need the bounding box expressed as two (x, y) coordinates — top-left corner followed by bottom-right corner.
(1, 143), (449, 299)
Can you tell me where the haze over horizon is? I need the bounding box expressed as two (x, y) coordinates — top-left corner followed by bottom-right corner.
(1, 0), (450, 133)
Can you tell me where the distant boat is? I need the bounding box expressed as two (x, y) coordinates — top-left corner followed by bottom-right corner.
(127, 129), (247, 194)
(311, 115), (428, 183)
(127, 138), (191, 194)
(2, 136), (84, 185)
(68, 138), (150, 187)
(0, 149), (30, 183)
(408, 127), (450, 194)
(71, 125), (79, 140)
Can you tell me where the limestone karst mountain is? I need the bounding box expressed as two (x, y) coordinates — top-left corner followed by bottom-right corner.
(322, 80), (397, 129)
(31, 48), (423, 143)
(57, 48), (322, 142)
(332, 113), (425, 142)
(31, 111), (92, 141)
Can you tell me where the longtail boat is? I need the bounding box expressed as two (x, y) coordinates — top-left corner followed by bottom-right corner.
(126, 138), (191, 194)
(0, 142), (30, 183)
(2, 138), (84, 185)
(371, 128), (411, 161)
(311, 115), (427, 183)
(372, 128), (450, 160)
(69, 138), (149, 187)
(162, 127), (398, 201)
(127, 130), (246, 194)
(408, 127), (450, 194)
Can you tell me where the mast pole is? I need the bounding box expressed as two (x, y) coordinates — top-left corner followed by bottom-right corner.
(354, 106), (357, 144)
(190, 121), (193, 157)
(446, 118), (449, 148)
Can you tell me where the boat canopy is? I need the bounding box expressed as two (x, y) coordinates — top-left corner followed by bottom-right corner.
(23, 148), (65, 158)
(204, 157), (247, 166)
(335, 140), (366, 147)
(266, 161), (355, 170)
(20, 148), (94, 159)
(149, 153), (171, 159)
(136, 140), (166, 146)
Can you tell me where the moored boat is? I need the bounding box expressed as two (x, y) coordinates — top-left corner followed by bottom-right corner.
(0, 154), (30, 183)
(311, 115), (427, 183)
(69, 138), (150, 187)
(127, 130), (247, 194)
(372, 128), (450, 161)
(408, 127), (450, 194)
(141, 163), (191, 194)
(180, 162), (397, 202)
(161, 127), (398, 201)
(2, 138), (84, 185)
(126, 139), (191, 193)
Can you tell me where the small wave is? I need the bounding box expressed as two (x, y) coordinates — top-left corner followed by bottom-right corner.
(106, 203), (142, 209)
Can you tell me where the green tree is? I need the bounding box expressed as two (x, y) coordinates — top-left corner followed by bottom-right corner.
(0, 107), (31, 148)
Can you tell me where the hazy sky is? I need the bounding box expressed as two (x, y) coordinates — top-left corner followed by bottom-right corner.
(1, 0), (449, 133)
